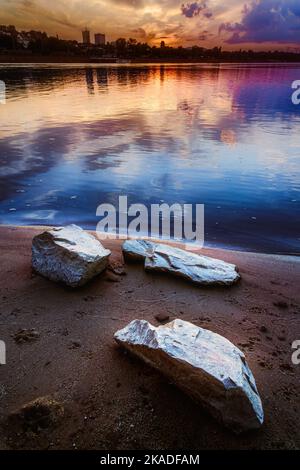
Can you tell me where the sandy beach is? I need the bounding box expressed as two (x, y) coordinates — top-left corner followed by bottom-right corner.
(0, 225), (299, 450)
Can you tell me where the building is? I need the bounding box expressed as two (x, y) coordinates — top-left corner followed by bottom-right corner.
(82, 28), (90, 45)
(95, 33), (105, 46)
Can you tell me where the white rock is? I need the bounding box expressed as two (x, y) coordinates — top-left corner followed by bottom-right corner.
(32, 225), (111, 287)
(114, 319), (264, 433)
(122, 239), (155, 262)
(145, 244), (240, 286)
(122, 240), (240, 286)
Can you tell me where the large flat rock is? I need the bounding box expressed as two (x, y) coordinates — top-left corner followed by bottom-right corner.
(32, 225), (111, 287)
(115, 319), (264, 433)
(122, 240), (240, 286)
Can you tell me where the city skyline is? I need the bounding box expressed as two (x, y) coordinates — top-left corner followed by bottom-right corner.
(1, 0), (300, 51)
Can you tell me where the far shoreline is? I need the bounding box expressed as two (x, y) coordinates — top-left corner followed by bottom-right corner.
(2, 55), (300, 65)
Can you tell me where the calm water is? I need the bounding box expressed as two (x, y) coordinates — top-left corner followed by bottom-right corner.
(0, 63), (300, 254)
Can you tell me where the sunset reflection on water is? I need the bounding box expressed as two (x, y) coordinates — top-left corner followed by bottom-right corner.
(0, 63), (299, 253)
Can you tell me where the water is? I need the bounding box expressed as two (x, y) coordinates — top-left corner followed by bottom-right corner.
(0, 63), (300, 254)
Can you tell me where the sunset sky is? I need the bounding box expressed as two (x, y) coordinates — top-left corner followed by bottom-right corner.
(1, 0), (300, 50)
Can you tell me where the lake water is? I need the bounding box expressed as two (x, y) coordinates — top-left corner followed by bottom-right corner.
(0, 63), (300, 254)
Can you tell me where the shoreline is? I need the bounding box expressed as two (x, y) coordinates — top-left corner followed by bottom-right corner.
(0, 225), (299, 449)
(2, 224), (299, 260)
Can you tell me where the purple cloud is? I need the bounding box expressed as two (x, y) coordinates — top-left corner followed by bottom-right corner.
(219, 0), (300, 44)
(181, 1), (212, 19)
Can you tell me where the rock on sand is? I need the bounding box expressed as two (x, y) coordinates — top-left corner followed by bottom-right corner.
(122, 240), (240, 286)
(115, 318), (264, 433)
(32, 225), (111, 287)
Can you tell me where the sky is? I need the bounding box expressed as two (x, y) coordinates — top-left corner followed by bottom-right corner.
(1, 0), (300, 50)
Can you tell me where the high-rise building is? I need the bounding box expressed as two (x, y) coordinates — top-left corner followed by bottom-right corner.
(82, 28), (90, 45)
(95, 33), (105, 46)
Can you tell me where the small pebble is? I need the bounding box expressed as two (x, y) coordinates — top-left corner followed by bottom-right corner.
(155, 313), (170, 323)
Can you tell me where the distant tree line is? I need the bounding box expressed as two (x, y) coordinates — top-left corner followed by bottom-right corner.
(1, 25), (300, 62)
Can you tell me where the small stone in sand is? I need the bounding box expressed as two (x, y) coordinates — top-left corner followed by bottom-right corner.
(260, 326), (268, 333)
(273, 301), (288, 309)
(10, 397), (64, 433)
(13, 329), (40, 344)
(69, 340), (82, 349)
(108, 264), (127, 276)
(155, 313), (170, 323)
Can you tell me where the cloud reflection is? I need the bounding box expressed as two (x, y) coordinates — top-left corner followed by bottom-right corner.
(0, 64), (300, 253)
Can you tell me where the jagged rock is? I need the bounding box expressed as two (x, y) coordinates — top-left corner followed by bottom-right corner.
(122, 240), (240, 286)
(114, 319), (264, 433)
(145, 244), (240, 286)
(32, 225), (111, 287)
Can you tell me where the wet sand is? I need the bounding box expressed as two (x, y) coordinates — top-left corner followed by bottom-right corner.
(0, 226), (299, 450)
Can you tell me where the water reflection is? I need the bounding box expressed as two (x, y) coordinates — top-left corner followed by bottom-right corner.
(85, 68), (94, 94)
(0, 64), (299, 253)
(96, 68), (108, 89)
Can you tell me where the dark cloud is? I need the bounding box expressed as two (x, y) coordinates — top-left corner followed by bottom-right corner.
(198, 30), (213, 41)
(181, 1), (212, 19)
(22, 0), (34, 6)
(110, 0), (145, 8)
(164, 24), (184, 35)
(130, 27), (147, 39)
(19, 0), (79, 29)
(130, 27), (157, 42)
(219, 0), (300, 44)
(182, 29), (213, 42)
